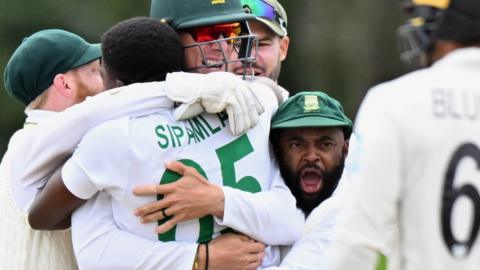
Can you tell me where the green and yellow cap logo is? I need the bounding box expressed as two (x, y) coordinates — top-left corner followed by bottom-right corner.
(271, 91), (353, 137)
(303, 95), (321, 112)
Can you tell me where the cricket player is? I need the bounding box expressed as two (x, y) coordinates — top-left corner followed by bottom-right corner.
(1, 26), (273, 270)
(0, 29), (103, 270)
(232, 0), (289, 81)
(130, 0), (289, 232)
(269, 92), (352, 217)
(26, 10), (301, 268)
(327, 0), (480, 269)
(263, 91), (352, 270)
(28, 15), (303, 269)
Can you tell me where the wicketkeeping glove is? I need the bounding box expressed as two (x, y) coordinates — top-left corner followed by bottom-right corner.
(165, 72), (274, 135)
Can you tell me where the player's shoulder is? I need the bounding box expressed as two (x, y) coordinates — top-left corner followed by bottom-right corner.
(361, 68), (435, 113)
(80, 117), (130, 147)
(369, 68), (431, 95)
(7, 128), (28, 149)
(304, 197), (342, 233)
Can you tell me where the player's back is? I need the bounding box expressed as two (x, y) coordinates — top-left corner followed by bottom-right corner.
(379, 48), (480, 269)
(67, 105), (279, 243)
(126, 110), (275, 242)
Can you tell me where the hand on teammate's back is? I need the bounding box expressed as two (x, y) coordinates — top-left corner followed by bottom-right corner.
(133, 161), (225, 233)
(209, 233), (266, 270)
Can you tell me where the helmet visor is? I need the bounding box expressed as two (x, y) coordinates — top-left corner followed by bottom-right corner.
(183, 21), (258, 76)
(188, 23), (242, 44)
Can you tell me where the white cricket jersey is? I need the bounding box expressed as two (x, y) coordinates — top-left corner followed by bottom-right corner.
(0, 81), (173, 270)
(266, 197), (341, 270)
(11, 110), (61, 212)
(63, 86), (303, 269)
(263, 135), (360, 270)
(0, 111), (78, 270)
(11, 82), (174, 197)
(71, 192), (200, 270)
(327, 48), (480, 270)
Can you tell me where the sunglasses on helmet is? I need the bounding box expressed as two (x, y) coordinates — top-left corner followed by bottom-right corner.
(187, 23), (242, 44)
(242, 0), (279, 21)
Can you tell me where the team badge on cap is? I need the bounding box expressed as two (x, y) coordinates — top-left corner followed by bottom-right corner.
(211, 0), (226, 5)
(304, 95), (320, 112)
(271, 91), (353, 137)
(413, 0), (450, 9)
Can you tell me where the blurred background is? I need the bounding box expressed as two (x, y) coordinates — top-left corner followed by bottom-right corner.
(0, 0), (409, 159)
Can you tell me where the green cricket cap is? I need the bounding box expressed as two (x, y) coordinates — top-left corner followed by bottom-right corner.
(242, 0), (288, 37)
(271, 91), (353, 136)
(4, 29), (101, 105)
(150, 0), (255, 29)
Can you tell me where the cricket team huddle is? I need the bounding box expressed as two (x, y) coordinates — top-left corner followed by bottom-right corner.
(1, 0), (480, 270)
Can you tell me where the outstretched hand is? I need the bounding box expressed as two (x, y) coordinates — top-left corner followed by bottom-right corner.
(133, 161), (225, 233)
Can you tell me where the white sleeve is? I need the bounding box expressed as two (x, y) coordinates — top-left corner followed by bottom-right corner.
(62, 118), (130, 200)
(266, 197), (341, 270)
(249, 77), (289, 105)
(165, 71), (281, 116)
(72, 193), (197, 270)
(326, 88), (402, 270)
(12, 82), (171, 190)
(249, 81), (280, 117)
(215, 160), (305, 245)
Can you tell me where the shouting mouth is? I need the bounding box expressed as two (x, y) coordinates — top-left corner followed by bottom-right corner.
(300, 167), (323, 195)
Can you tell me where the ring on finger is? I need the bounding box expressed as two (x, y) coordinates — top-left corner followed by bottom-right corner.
(162, 208), (170, 218)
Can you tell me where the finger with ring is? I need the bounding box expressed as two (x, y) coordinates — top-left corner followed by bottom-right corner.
(162, 208), (169, 218)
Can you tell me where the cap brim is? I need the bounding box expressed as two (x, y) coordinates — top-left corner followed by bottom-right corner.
(71, 43), (101, 69)
(271, 115), (350, 129)
(177, 13), (255, 29)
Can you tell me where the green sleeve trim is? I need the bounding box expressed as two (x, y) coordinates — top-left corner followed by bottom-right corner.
(375, 253), (388, 270)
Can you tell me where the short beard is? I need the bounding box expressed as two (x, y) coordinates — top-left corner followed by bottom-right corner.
(73, 77), (97, 103)
(257, 58), (281, 82)
(278, 157), (345, 217)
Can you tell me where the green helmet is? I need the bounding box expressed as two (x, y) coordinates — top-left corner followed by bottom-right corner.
(150, 0), (258, 76)
(150, 0), (255, 29)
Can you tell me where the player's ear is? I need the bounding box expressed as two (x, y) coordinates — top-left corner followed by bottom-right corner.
(279, 36), (289, 62)
(343, 139), (349, 157)
(52, 73), (74, 99)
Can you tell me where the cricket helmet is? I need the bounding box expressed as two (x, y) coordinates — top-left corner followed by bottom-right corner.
(150, 0), (258, 74)
(397, 0), (480, 68)
(150, 0), (254, 29)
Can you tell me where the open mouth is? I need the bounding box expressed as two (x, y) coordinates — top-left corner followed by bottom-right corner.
(300, 168), (323, 195)
(203, 59), (225, 68)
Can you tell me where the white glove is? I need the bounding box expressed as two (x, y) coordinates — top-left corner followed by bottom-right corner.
(165, 71), (271, 135)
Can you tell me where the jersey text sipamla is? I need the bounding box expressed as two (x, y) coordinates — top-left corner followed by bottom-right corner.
(155, 113), (228, 149)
